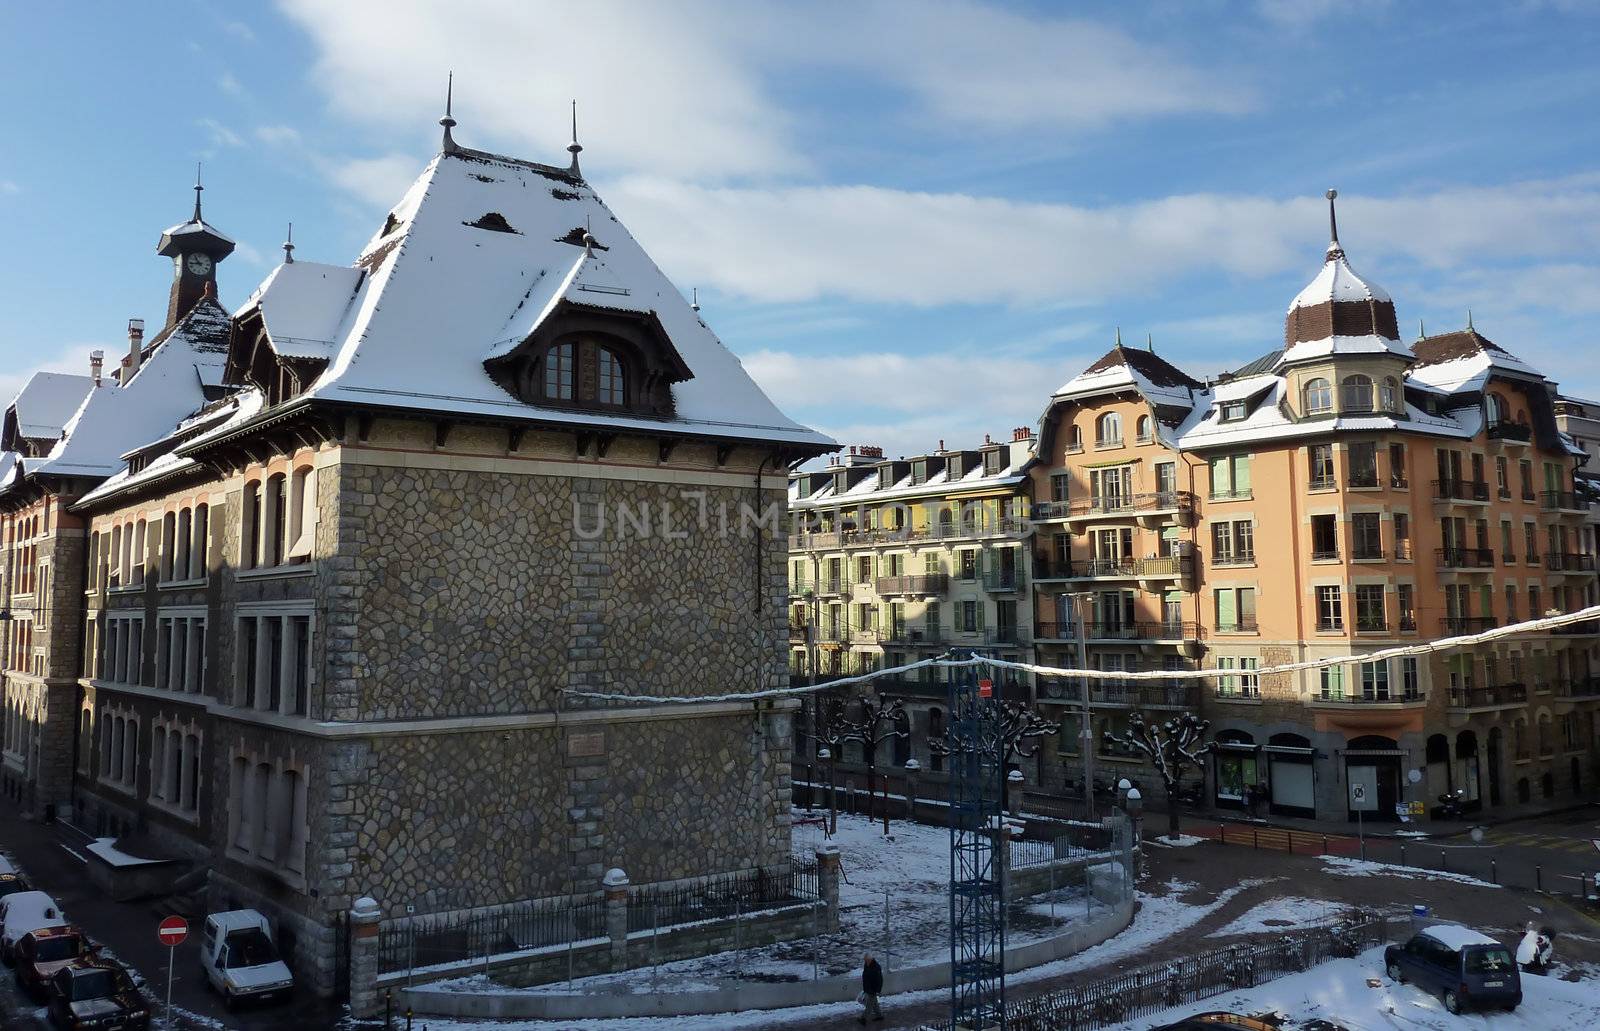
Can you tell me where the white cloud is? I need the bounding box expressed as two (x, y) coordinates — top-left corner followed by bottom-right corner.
(1256, 0), (1393, 29)
(223, 20), (255, 42)
(0, 180), (18, 196)
(254, 124), (302, 147)
(198, 117), (244, 149)
(326, 153), (424, 207)
(609, 175), (1600, 309)
(218, 71), (244, 96)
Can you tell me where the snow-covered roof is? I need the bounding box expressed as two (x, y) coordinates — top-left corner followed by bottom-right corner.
(792, 453), (1027, 508)
(1278, 333), (1414, 366)
(236, 261), (365, 360)
(1288, 246), (1391, 310)
(1420, 924), (1500, 951)
(1408, 329), (1547, 393)
(160, 217), (235, 246)
(0, 452), (18, 493)
(293, 147), (831, 451)
(9, 371), (94, 441)
(1054, 344), (1199, 411)
(31, 297), (230, 481)
(77, 390), (263, 507)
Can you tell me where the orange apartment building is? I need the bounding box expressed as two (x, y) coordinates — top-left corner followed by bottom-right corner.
(1027, 205), (1600, 822)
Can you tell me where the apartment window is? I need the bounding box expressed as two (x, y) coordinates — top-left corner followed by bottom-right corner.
(957, 601), (980, 633)
(1066, 425), (1083, 453)
(1219, 401), (1248, 423)
(1216, 656), (1238, 695)
(1380, 377), (1400, 412)
(1212, 520), (1254, 564)
(1505, 584), (1518, 623)
(243, 481), (262, 568)
(227, 757), (309, 876)
(1239, 658), (1260, 697)
(1388, 443), (1408, 488)
(982, 449), (1002, 476)
(1214, 587), (1257, 632)
(1519, 460), (1534, 500)
(1495, 457), (1510, 499)
(1528, 585), (1542, 618)
(958, 550), (978, 580)
(1095, 413), (1122, 447)
(1136, 415), (1153, 442)
(1393, 512), (1411, 560)
(1360, 659), (1391, 700)
(1320, 664), (1344, 700)
(1524, 523), (1539, 561)
(1050, 473), (1070, 503)
(1351, 513), (1382, 559)
(1209, 454), (1251, 499)
(1303, 377), (1333, 415)
(1347, 442), (1378, 487)
(1397, 584), (1415, 631)
(1316, 585), (1343, 631)
(1355, 584), (1386, 631)
(1308, 444), (1334, 490)
(1500, 520), (1515, 564)
(160, 513), (177, 581)
(1311, 514), (1339, 559)
(1401, 657), (1420, 699)
(1341, 375), (1374, 412)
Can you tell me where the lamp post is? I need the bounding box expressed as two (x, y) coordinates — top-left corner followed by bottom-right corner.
(1125, 787), (1144, 877)
(1007, 768), (1025, 816)
(818, 746), (837, 836)
(903, 758), (920, 822)
(1071, 591), (1096, 815)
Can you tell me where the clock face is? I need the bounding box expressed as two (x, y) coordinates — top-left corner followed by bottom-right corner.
(185, 253), (213, 277)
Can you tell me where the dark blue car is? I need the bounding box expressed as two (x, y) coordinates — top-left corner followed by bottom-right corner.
(1384, 924), (1520, 1014)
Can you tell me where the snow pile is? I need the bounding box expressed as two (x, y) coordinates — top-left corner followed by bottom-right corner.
(1320, 855), (1500, 888)
(1208, 896), (1355, 938)
(1102, 945), (1600, 1030)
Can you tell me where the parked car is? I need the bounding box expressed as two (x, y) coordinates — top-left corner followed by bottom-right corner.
(0, 889), (65, 964)
(16, 926), (91, 1000)
(45, 956), (149, 1030)
(1384, 924), (1521, 1014)
(0, 856), (29, 898)
(1154, 1013), (1280, 1030)
(199, 910), (294, 1007)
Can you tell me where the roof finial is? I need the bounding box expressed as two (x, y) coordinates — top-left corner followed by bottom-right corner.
(439, 71), (459, 154)
(1467, 308), (1474, 331)
(1418, 317), (1425, 339)
(691, 286), (701, 313)
(567, 99), (583, 177)
(1147, 332), (1154, 353)
(581, 216), (595, 258)
(1325, 188), (1339, 245)
(282, 221), (295, 264)
(1114, 326), (1122, 348)
(192, 162), (204, 223)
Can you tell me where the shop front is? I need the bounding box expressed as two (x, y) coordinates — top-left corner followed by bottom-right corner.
(1213, 730), (1261, 811)
(1343, 735), (1404, 822)
(1263, 732), (1316, 818)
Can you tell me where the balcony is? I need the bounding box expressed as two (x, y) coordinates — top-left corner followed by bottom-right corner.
(1546, 552), (1596, 573)
(1487, 420), (1532, 443)
(1432, 479), (1490, 503)
(1436, 546), (1495, 570)
(880, 624), (943, 647)
(1440, 616), (1497, 636)
(1541, 490), (1587, 513)
(1032, 558), (1075, 580)
(1049, 680), (1198, 709)
(1209, 488), (1253, 502)
(1031, 501), (1073, 521)
(1033, 620), (1202, 642)
(1553, 618), (1600, 636)
(1094, 436), (1124, 451)
(1314, 690), (1426, 707)
(816, 577), (848, 597)
(788, 621), (808, 643)
(981, 570), (1023, 593)
(1215, 620), (1259, 634)
(1352, 547), (1385, 561)
(1211, 551), (1257, 568)
(1055, 491), (1197, 520)
(1449, 684), (1528, 711)
(984, 626), (1029, 646)
(1309, 475), (1336, 491)
(1134, 554), (1192, 578)
(1346, 472), (1380, 489)
(1311, 547), (1340, 561)
(848, 627), (880, 646)
(1390, 475), (1410, 490)
(1557, 676), (1600, 700)
(874, 574), (948, 596)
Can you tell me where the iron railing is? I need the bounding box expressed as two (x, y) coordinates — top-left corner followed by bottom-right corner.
(1432, 478), (1490, 502)
(1487, 420), (1532, 442)
(626, 863), (818, 934)
(875, 574), (949, 595)
(1440, 615), (1497, 635)
(1436, 546), (1495, 569)
(1448, 684), (1527, 709)
(376, 896), (609, 975)
(1033, 620), (1201, 642)
(1541, 490), (1582, 511)
(1546, 552), (1595, 572)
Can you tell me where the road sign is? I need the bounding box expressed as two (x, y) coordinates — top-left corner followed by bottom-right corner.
(978, 678), (992, 698)
(1349, 782), (1367, 805)
(157, 916), (187, 947)
(1409, 800), (1426, 816)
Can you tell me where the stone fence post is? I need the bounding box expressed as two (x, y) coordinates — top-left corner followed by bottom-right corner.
(816, 846), (841, 931)
(348, 895), (383, 1018)
(603, 868), (630, 969)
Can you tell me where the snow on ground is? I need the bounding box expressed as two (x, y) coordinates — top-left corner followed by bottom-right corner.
(1207, 896), (1356, 938)
(1320, 855), (1501, 887)
(1144, 833), (1210, 848)
(1101, 945), (1600, 1030)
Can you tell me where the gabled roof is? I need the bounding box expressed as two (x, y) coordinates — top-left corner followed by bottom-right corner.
(235, 261), (365, 360)
(9, 371), (94, 441)
(1408, 328), (1546, 393)
(1055, 344), (1200, 410)
(290, 145), (831, 451)
(30, 296), (231, 481)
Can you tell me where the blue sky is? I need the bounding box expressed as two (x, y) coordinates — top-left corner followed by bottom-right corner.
(3, 1), (1600, 460)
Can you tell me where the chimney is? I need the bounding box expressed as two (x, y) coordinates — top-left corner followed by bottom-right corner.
(938, 439), (945, 452)
(121, 319), (145, 384)
(1012, 426), (1033, 442)
(89, 350), (104, 387)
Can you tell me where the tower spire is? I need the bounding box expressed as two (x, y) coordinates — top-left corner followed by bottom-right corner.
(691, 287), (700, 313)
(567, 99), (583, 177)
(283, 222), (295, 264)
(1114, 326), (1122, 348)
(1326, 188), (1338, 244)
(1467, 308), (1474, 331)
(439, 72), (459, 153)
(193, 162), (204, 223)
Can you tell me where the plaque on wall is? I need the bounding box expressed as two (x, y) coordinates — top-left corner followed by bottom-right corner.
(567, 730), (606, 758)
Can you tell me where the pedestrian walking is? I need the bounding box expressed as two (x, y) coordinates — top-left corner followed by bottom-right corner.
(858, 952), (883, 1023)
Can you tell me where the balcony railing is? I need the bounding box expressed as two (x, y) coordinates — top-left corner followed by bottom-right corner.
(1052, 680), (1198, 708)
(1449, 684), (1528, 709)
(1487, 420), (1532, 442)
(816, 577), (848, 596)
(984, 626), (1029, 646)
(879, 625), (943, 647)
(1390, 475), (1410, 490)
(1558, 676), (1600, 699)
(1546, 552), (1596, 572)
(1432, 479), (1490, 502)
(1052, 491), (1197, 519)
(980, 570), (1022, 593)
(1135, 554), (1192, 577)
(1094, 436), (1124, 450)
(1215, 620), (1259, 634)
(1315, 690), (1424, 705)
(1541, 490), (1582, 511)
(1308, 475), (1335, 491)
(1211, 551), (1256, 567)
(1440, 615), (1497, 636)
(1031, 501), (1073, 521)
(1347, 472), (1380, 488)
(1311, 547), (1339, 561)
(1436, 546), (1495, 569)
(1032, 558), (1075, 580)
(1352, 547), (1385, 561)
(1033, 620), (1201, 641)
(874, 574), (949, 596)
(1209, 488), (1253, 502)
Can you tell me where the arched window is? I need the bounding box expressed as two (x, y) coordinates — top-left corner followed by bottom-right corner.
(1067, 425), (1083, 452)
(1381, 377), (1400, 412)
(543, 342), (575, 401)
(1096, 412), (1122, 446)
(1303, 377), (1332, 415)
(1136, 415), (1153, 442)
(1340, 375), (1374, 412)
(597, 347), (625, 405)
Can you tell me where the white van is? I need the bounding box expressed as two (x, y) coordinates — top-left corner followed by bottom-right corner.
(199, 910), (294, 1006)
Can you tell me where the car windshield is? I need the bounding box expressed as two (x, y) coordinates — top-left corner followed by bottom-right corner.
(69, 969), (118, 1001)
(1465, 947), (1515, 974)
(33, 936), (80, 961)
(224, 928), (279, 968)
(0, 877), (27, 897)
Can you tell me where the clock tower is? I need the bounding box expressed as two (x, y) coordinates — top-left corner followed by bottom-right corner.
(156, 172), (235, 332)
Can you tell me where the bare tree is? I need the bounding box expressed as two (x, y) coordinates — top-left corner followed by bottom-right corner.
(832, 693), (909, 832)
(1103, 711), (1214, 840)
(931, 700), (1061, 812)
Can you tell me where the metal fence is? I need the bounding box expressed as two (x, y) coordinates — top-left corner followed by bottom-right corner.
(376, 895), (609, 975)
(1009, 833), (1110, 869)
(991, 914), (1389, 1031)
(626, 862), (819, 933)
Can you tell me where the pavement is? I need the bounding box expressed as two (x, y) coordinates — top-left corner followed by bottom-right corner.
(0, 798), (347, 1030)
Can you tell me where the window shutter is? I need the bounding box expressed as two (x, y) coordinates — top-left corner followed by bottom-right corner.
(1216, 589), (1236, 628)
(975, 602), (986, 632)
(1211, 457), (1230, 495)
(1235, 456), (1251, 493)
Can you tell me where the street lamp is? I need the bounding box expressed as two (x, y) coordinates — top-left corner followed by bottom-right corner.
(817, 745), (837, 836)
(1007, 768), (1025, 816)
(903, 758), (921, 822)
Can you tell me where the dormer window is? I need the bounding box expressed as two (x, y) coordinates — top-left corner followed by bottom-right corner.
(1381, 377), (1401, 413)
(529, 337), (634, 409)
(544, 342), (575, 401)
(597, 348), (625, 405)
(486, 306), (691, 418)
(1220, 401), (1248, 423)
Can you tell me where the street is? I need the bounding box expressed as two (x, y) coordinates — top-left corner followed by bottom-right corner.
(0, 800), (346, 1030)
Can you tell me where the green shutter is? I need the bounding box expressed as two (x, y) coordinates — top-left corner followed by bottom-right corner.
(1235, 456), (1251, 493)
(1211, 457), (1230, 495)
(1215, 589), (1236, 628)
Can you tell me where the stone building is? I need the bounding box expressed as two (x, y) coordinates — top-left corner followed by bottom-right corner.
(1, 122), (831, 993)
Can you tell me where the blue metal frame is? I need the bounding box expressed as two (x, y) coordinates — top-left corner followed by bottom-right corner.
(948, 654), (1006, 1030)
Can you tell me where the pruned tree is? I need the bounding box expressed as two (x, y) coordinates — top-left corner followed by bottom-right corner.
(831, 693), (909, 831)
(931, 700), (1061, 812)
(1103, 711), (1214, 840)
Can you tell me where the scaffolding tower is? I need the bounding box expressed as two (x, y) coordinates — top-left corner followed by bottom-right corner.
(947, 656), (1006, 1030)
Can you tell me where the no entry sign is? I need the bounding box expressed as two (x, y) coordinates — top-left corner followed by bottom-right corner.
(157, 916), (188, 948)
